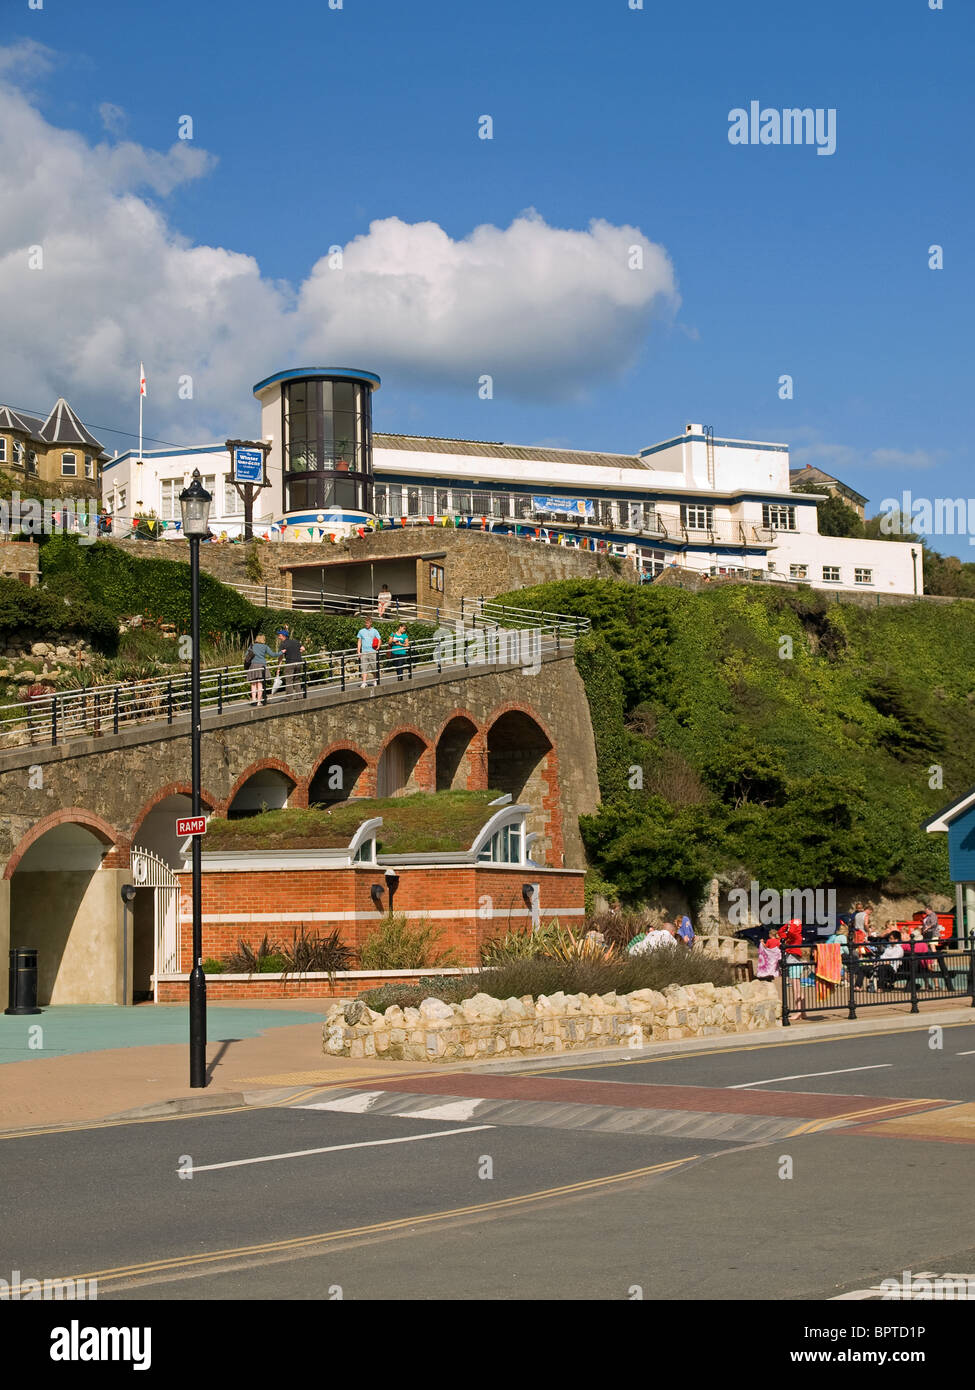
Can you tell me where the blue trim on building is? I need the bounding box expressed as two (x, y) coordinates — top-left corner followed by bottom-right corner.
(102, 445), (229, 472)
(638, 434), (788, 458)
(253, 367), (381, 396)
(279, 510), (373, 528)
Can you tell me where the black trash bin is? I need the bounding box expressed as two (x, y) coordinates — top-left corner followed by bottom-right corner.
(5, 947), (41, 1015)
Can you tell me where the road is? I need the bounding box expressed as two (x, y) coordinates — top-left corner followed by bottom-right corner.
(4, 1020), (975, 1301)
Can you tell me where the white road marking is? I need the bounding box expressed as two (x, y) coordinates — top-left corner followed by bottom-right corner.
(956, 1050), (975, 1056)
(727, 1064), (893, 1090)
(187, 1125), (494, 1174)
(391, 1099), (485, 1122)
(298, 1092), (386, 1113)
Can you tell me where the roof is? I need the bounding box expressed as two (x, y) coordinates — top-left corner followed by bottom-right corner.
(0, 398), (105, 455)
(790, 465), (868, 506)
(924, 785), (975, 834)
(253, 367), (381, 397)
(374, 432), (646, 470)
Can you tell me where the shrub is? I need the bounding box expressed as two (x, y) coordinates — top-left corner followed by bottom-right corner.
(359, 950), (733, 1010)
(202, 958), (225, 974)
(281, 927), (356, 974)
(359, 914), (458, 969)
(0, 575), (118, 652)
(223, 934), (286, 974)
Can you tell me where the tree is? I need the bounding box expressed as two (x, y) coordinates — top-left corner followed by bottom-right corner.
(792, 483), (864, 537)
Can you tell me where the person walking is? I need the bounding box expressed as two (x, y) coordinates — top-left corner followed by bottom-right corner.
(244, 632), (275, 706)
(357, 616), (381, 687)
(275, 627), (306, 697)
(388, 622), (410, 681)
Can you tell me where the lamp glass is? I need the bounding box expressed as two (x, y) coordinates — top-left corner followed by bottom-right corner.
(179, 469), (212, 537)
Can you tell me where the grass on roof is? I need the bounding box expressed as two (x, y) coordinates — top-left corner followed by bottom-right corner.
(203, 789), (505, 855)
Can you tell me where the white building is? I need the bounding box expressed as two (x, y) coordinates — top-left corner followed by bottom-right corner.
(100, 367), (922, 595)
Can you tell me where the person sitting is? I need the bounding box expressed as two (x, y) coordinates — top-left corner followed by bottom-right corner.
(877, 932), (905, 990)
(629, 922), (678, 955)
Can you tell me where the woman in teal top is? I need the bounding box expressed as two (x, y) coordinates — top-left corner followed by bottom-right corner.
(388, 623), (410, 681)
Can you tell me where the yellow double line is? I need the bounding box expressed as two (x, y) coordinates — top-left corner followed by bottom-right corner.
(787, 1098), (943, 1137)
(4, 1154), (699, 1295)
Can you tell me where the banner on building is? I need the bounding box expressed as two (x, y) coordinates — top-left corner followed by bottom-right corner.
(531, 495), (593, 517)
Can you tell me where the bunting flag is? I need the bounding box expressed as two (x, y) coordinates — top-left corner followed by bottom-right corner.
(480, 516), (487, 530)
(427, 514), (435, 525)
(356, 526), (365, 537)
(262, 531), (270, 540)
(441, 515), (450, 527)
(401, 516), (407, 527)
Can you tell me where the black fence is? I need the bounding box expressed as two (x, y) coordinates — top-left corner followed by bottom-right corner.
(775, 941), (975, 1024)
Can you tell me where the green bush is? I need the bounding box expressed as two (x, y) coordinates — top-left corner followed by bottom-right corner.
(0, 575), (118, 652)
(202, 958), (226, 975)
(359, 914), (458, 970)
(223, 934), (286, 974)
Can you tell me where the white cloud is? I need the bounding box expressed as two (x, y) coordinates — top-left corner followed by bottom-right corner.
(98, 101), (126, 137)
(0, 49), (679, 444)
(791, 435), (942, 475)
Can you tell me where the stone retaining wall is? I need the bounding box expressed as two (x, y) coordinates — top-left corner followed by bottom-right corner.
(322, 979), (781, 1063)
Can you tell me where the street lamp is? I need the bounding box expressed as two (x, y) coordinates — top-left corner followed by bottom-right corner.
(179, 469), (212, 1088)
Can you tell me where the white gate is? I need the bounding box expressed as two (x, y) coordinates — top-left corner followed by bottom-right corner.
(130, 846), (182, 989)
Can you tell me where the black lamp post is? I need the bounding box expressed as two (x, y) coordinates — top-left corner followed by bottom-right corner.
(179, 469), (212, 1088)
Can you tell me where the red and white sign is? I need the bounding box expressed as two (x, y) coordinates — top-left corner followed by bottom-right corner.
(176, 816), (207, 837)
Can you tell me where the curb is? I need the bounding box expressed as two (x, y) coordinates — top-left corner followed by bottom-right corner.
(106, 1092), (248, 1120)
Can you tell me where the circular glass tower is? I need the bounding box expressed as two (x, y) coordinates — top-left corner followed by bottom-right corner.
(253, 367), (380, 535)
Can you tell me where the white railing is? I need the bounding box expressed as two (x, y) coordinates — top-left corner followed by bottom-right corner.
(0, 621), (587, 753)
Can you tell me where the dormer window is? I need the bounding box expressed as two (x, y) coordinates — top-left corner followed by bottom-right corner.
(353, 838), (376, 863)
(477, 821), (524, 864)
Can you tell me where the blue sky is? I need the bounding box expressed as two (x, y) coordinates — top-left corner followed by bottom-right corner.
(3, 0), (973, 553)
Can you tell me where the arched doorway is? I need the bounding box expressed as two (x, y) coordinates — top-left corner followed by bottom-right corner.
(486, 711), (555, 861)
(227, 768), (296, 819)
(376, 732), (427, 798)
(309, 750), (369, 806)
(7, 819), (123, 1005)
(436, 716), (479, 791)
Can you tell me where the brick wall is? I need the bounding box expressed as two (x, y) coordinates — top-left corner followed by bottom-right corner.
(175, 861), (586, 969)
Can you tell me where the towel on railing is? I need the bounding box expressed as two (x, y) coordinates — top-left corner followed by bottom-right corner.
(814, 942), (843, 995)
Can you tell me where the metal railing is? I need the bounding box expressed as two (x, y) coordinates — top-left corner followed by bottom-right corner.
(778, 942), (975, 1023)
(230, 583), (590, 639)
(0, 622), (582, 753)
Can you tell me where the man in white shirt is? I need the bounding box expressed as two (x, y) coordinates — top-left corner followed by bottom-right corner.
(878, 933), (904, 990)
(629, 923), (678, 955)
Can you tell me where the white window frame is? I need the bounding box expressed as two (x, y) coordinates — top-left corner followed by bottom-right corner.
(12, 441), (23, 465)
(61, 453), (77, 476)
(854, 567), (873, 585)
(789, 563), (808, 580)
(0, 437), (6, 463)
(223, 476), (244, 516)
(681, 503), (714, 531)
(822, 565), (841, 583)
(762, 503), (797, 531)
(84, 454), (94, 479)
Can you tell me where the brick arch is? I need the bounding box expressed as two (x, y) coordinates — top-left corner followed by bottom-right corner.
(375, 724), (435, 798)
(483, 704), (563, 866)
(5, 808), (122, 879)
(305, 741), (376, 804)
(224, 758), (301, 815)
(129, 781), (218, 843)
(433, 708), (485, 792)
